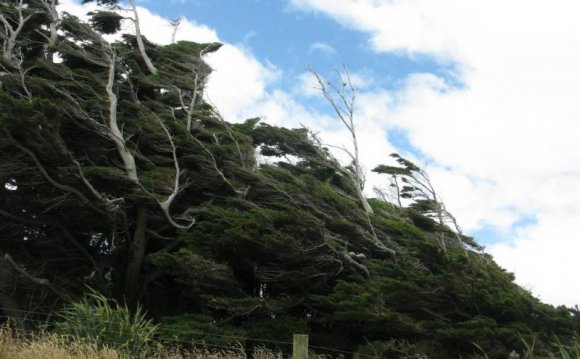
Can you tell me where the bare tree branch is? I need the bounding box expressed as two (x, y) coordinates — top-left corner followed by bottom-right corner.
(174, 70), (201, 133)
(128, 0), (157, 75)
(154, 116), (181, 211)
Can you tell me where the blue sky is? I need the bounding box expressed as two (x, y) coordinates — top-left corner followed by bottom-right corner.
(143, 0), (459, 93)
(62, 0), (580, 307)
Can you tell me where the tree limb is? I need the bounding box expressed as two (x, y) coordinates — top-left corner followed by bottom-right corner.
(128, 0), (158, 75)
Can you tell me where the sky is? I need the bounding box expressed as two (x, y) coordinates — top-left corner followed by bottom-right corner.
(59, 0), (580, 307)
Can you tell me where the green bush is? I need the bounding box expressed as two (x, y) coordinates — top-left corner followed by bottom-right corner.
(55, 290), (158, 358)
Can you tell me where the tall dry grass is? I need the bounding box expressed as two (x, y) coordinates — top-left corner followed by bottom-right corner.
(0, 325), (286, 359)
(0, 326), (121, 359)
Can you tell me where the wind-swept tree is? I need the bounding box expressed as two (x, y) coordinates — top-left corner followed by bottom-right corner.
(374, 153), (482, 251)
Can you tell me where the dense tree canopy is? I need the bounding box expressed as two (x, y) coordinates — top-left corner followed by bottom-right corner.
(1, 1), (579, 358)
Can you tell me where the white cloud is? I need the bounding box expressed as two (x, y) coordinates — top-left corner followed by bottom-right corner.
(121, 5), (220, 44)
(308, 41), (336, 56)
(204, 47), (281, 122)
(290, 0), (580, 306)
(491, 208), (580, 306)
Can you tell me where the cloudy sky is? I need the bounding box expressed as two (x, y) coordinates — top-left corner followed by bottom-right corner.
(61, 0), (580, 307)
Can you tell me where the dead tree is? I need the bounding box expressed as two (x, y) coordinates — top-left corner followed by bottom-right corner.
(309, 67), (373, 215)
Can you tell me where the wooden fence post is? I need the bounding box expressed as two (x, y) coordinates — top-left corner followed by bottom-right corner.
(293, 334), (309, 359)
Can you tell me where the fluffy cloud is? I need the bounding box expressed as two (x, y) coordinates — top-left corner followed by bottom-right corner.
(204, 47), (280, 122)
(289, 0), (580, 306)
(492, 207), (580, 306)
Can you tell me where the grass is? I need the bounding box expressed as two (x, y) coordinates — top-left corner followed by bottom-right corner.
(0, 326), (121, 359)
(0, 326), (286, 359)
(3, 324), (580, 359)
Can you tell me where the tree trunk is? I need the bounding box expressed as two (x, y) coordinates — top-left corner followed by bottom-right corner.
(124, 206), (148, 305)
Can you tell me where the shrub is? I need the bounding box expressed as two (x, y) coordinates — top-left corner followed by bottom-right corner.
(55, 290), (158, 358)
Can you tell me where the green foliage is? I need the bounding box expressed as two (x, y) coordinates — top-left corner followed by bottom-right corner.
(356, 339), (430, 359)
(158, 313), (246, 347)
(88, 11), (123, 34)
(376, 217), (427, 241)
(55, 291), (158, 358)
